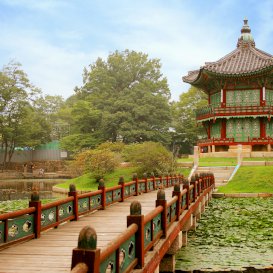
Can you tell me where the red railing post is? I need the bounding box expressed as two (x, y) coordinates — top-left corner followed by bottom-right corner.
(98, 180), (106, 210)
(127, 201), (144, 268)
(143, 173), (148, 193)
(133, 173), (139, 196)
(151, 173), (156, 191)
(29, 191), (41, 239)
(156, 189), (167, 237)
(183, 183), (190, 209)
(71, 226), (100, 273)
(166, 174), (169, 188)
(68, 184), (79, 221)
(190, 177), (197, 200)
(172, 184), (182, 221)
(118, 176), (125, 202)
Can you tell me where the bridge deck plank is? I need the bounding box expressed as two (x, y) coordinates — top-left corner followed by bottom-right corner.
(0, 188), (173, 273)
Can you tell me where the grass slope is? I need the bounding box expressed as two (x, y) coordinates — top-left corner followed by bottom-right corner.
(218, 166), (273, 193)
(57, 166), (191, 191)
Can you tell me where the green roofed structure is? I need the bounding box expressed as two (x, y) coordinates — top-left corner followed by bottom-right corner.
(183, 19), (273, 157)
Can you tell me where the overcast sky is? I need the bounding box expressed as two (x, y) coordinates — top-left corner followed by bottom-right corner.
(1, 0), (273, 101)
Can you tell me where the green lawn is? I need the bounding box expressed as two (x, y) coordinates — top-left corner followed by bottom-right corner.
(218, 166), (273, 193)
(57, 166), (191, 191)
(57, 167), (138, 191)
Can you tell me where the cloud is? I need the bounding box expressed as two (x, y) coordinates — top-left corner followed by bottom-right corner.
(0, 0), (272, 101)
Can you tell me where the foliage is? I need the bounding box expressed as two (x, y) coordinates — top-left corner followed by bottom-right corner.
(218, 166), (273, 193)
(96, 141), (125, 153)
(0, 198), (57, 214)
(60, 133), (100, 155)
(124, 141), (176, 176)
(58, 100), (103, 153)
(0, 61), (51, 168)
(71, 148), (121, 181)
(176, 198), (273, 271)
(172, 86), (207, 154)
(72, 49), (172, 145)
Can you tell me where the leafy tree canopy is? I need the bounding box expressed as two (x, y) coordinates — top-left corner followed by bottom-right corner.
(74, 49), (172, 144)
(172, 86), (207, 154)
(0, 61), (52, 168)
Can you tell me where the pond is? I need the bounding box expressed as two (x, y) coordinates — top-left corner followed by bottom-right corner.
(176, 198), (273, 272)
(0, 179), (67, 201)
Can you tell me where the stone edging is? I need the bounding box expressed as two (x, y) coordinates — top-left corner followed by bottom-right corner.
(52, 185), (90, 194)
(213, 192), (273, 198)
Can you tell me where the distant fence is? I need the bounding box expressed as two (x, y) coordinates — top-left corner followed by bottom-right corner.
(0, 150), (62, 162)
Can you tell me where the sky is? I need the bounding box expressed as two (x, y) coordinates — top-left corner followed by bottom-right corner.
(1, 0), (273, 101)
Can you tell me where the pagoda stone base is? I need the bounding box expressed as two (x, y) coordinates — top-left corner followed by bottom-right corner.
(200, 151), (273, 158)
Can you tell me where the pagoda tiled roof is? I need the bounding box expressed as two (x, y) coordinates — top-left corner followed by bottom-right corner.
(183, 20), (273, 84)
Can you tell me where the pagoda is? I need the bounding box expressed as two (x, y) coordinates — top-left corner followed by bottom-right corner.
(183, 19), (273, 156)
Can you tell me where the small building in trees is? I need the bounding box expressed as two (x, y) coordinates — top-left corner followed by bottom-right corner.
(183, 19), (273, 157)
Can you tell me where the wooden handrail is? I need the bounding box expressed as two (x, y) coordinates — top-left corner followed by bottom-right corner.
(41, 196), (74, 210)
(0, 207), (36, 221)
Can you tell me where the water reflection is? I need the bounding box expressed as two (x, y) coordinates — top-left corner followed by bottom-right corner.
(0, 179), (67, 201)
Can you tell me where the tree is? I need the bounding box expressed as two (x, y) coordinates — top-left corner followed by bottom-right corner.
(0, 61), (51, 168)
(172, 86), (207, 154)
(76, 49), (172, 144)
(59, 100), (103, 153)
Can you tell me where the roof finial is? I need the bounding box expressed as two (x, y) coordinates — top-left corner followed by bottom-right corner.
(237, 18), (255, 47)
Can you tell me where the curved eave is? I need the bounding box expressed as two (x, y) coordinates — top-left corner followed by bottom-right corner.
(205, 64), (273, 79)
(184, 65), (273, 87)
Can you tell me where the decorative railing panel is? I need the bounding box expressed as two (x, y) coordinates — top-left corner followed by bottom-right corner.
(7, 214), (34, 242)
(41, 208), (57, 228)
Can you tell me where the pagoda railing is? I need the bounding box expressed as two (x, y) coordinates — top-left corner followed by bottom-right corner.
(196, 103), (273, 121)
(248, 136), (273, 145)
(197, 137), (234, 146)
(197, 137), (273, 146)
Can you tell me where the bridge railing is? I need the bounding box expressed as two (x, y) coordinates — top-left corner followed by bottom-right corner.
(0, 174), (184, 250)
(71, 172), (215, 273)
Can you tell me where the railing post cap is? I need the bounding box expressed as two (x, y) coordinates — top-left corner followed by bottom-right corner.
(98, 179), (105, 187)
(143, 173), (147, 179)
(69, 183), (76, 192)
(78, 226), (97, 250)
(174, 183), (181, 192)
(118, 176), (125, 184)
(132, 173), (138, 180)
(30, 191), (40, 202)
(157, 189), (165, 200)
(183, 178), (189, 185)
(130, 201), (142, 215)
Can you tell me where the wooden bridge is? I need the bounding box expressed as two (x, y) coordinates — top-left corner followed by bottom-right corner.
(0, 174), (214, 273)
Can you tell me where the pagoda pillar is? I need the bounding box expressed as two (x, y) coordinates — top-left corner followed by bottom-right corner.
(260, 87), (266, 106)
(221, 120), (226, 139)
(260, 118), (266, 138)
(221, 89), (226, 107)
(208, 123), (211, 139)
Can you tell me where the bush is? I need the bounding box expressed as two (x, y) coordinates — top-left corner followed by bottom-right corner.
(124, 142), (176, 176)
(71, 148), (121, 181)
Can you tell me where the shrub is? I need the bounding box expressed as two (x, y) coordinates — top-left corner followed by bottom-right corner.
(71, 148), (121, 181)
(125, 142), (176, 176)
(85, 148), (121, 181)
